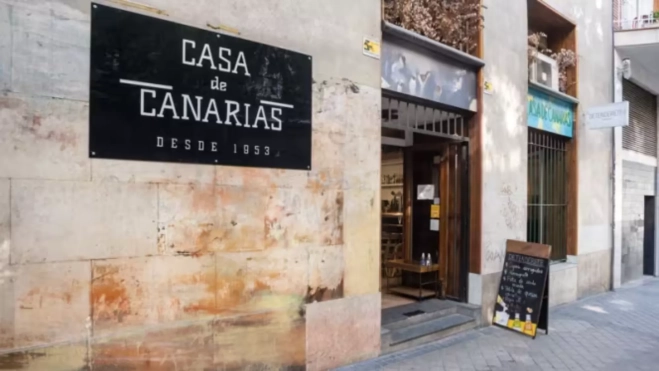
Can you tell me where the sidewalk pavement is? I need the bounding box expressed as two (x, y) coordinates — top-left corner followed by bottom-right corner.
(337, 278), (659, 371)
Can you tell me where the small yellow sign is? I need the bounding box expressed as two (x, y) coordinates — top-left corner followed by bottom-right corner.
(484, 80), (494, 95)
(363, 37), (381, 59)
(430, 204), (440, 218)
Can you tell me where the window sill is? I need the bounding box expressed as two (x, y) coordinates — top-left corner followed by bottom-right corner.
(529, 81), (579, 105)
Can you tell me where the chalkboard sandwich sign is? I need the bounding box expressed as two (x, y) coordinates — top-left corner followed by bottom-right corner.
(89, 3), (312, 170)
(493, 240), (551, 339)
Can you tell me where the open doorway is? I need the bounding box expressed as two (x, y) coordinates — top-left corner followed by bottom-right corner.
(379, 95), (471, 309)
(380, 144), (412, 309)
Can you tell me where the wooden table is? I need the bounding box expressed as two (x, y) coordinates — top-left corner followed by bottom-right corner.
(384, 259), (441, 300)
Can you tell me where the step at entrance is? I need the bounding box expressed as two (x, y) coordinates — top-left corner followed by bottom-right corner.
(381, 299), (481, 354)
(390, 313), (473, 344)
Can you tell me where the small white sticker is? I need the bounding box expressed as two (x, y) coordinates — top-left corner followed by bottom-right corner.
(430, 219), (439, 231)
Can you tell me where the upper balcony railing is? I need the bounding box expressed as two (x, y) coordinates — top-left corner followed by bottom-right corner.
(615, 0), (659, 31)
(615, 13), (659, 30)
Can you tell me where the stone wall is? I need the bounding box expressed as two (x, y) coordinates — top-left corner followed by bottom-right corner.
(546, 0), (614, 298)
(0, 0), (382, 369)
(621, 160), (656, 283)
(477, 0), (529, 322)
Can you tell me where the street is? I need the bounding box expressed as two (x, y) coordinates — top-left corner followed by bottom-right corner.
(339, 278), (659, 371)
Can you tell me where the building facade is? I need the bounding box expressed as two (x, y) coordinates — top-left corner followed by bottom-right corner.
(0, 0), (618, 370)
(475, 0), (614, 319)
(0, 1), (383, 369)
(613, 0), (659, 286)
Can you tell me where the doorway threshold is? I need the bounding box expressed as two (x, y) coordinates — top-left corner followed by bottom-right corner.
(381, 299), (481, 354)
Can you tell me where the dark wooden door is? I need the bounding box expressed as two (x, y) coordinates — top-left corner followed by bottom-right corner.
(644, 196), (655, 276)
(403, 140), (470, 301)
(440, 142), (470, 301)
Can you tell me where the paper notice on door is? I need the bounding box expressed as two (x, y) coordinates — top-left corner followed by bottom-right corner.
(417, 184), (434, 200)
(430, 204), (440, 218)
(430, 219), (439, 231)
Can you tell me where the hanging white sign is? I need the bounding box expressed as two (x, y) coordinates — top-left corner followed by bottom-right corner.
(585, 101), (629, 129)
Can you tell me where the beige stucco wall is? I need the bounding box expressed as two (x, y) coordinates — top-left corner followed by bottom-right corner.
(0, 0), (382, 369)
(479, 0), (614, 319)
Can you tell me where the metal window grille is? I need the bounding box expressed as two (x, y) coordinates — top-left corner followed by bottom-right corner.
(623, 79), (657, 157)
(381, 96), (468, 140)
(527, 129), (568, 261)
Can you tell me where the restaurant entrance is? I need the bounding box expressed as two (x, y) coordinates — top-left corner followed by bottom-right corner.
(380, 94), (471, 308)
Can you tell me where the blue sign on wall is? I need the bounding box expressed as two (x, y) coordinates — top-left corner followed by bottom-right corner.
(527, 88), (574, 138)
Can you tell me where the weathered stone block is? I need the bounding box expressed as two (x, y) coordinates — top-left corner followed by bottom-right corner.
(343, 134), (380, 190)
(91, 255), (216, 336)
(313, 80), (381, 138)
(306, 293), (380, 370)
(343, 189), (379, 297)
(213, 310), (306, 370)
(11, 179), (158, 264)
(1, 0), (89, 21)
(345, 84), (381, 138)
(0, 180), (9, 347)
(2, 261), (90, 350)
(308, 245), (344, 303)
(308, 130), (345, 191)
(215, 165), (309, 189)
(215, 247), (309, 314)
(160, 185), (344, 255)
(0, 179), (8, 267)
(10, 5), (89, 100)
(91, 158), (216, 185)
(0, 256), (14, 350)
(0, 96), (90, 180)
(0, 341), (87, 371)
(158, 183), (268, 255)
(265, 188), (344, 249)
(0, 3), (10, 91)
(92, 318), (215, 371)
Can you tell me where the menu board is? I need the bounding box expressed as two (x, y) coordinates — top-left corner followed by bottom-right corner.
(493, 240), (551, 339)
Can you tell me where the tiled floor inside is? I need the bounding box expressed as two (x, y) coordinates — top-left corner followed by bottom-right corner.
(382, 292), (416, 309)
(381, 273), (416, 309)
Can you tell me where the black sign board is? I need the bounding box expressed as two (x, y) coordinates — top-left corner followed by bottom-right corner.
(493, 240), (551, 339)
(89, 3), (313, 170)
